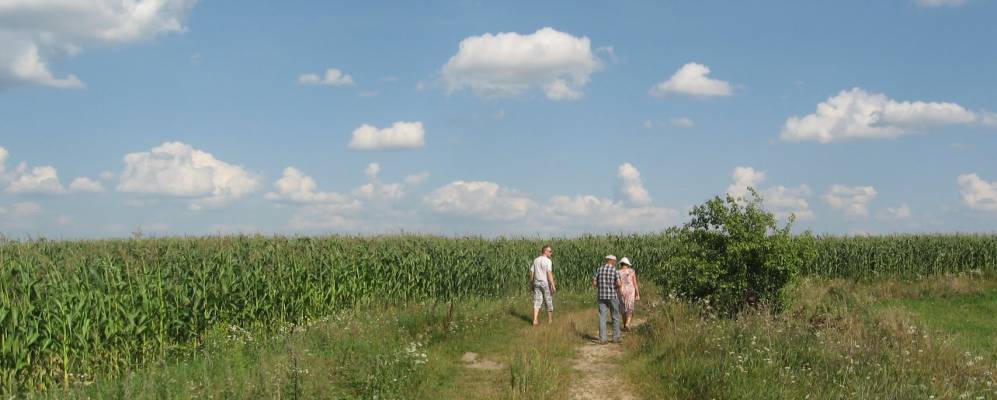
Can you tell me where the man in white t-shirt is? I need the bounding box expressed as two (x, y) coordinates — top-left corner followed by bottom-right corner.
(530, 244), (557, 326)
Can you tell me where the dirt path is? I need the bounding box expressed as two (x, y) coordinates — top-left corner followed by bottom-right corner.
(448, 295), (649, 399)
(567, 317), (645, 400)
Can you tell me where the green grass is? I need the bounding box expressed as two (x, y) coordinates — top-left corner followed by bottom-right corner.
(624, 276), (997, 399)
(886, 289), (997, 356)
(4, 234), (997, 393)
(35, 290), (595, 400)
(15, 268), (997, 399)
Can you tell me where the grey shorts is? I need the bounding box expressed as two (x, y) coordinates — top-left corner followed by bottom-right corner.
(533, 280), (554, 311)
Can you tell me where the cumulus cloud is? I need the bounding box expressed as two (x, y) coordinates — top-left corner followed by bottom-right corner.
(424, 181), (535, 221)
(441, 27), (602, 100)
(0, 0), (197, 89)
(6, 163), (66, 194)
(117, 142), (260, 210)
(277, 163), (423, 231)
(957, 173), (997, 212)
(650, 63), (733, 97)
(352, 163), (405, 201)
(781, 88), (987, 143)
(69, 176), (106, 192)
(349, 121), (426, 150)
(618, 163), (651, 206)
(264, 166), (346, 203)
(915, 0), (965, 7)
(298, 68), (354, 86)
(726, 166), (814, 220)
(0, 147), (70, 194)
(404, 172), (431, 186)
(822, 185), (878, 217)
(726, 166), (767, 200)
(543, 195), (678, 231)
(541, 164), (677, 231)
(670, 117), (695, 128)
(878, 203), (912, 220)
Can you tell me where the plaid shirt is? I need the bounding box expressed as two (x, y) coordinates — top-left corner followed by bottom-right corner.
(593, 264), (621, 300)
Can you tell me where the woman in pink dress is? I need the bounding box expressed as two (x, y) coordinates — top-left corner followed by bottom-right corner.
(617, 257), (640, 331)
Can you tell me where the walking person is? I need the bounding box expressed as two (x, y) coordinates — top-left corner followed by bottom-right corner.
(617, 257), (640, 331)
(530, 245), (556, 326)
(592, 255), (623, 344)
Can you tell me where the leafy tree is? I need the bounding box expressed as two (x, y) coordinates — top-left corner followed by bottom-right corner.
(659, 188), (813, 316)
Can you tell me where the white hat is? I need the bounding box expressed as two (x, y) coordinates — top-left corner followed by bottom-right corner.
(619, 257), (632, 266)
(605, 255), (617, 261)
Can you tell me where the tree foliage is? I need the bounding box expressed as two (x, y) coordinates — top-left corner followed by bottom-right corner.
(659, 188), (814, 316)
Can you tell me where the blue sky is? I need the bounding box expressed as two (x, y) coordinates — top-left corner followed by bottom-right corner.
(1, 0), (995, 238)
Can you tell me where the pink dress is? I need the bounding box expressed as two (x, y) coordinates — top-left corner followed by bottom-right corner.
(618, 268), (637, 314)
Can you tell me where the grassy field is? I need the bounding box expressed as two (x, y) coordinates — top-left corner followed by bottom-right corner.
(4, 234), (997, 397)
(626, 275), (997, 399)
(30, 274), (997, 399)
(32, 291), (597, 399)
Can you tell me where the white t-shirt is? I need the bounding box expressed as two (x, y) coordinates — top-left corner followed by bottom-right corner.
(531, 255), (553, 283)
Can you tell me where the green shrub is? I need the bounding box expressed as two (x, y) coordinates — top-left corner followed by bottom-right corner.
(659, 188), (812, 315)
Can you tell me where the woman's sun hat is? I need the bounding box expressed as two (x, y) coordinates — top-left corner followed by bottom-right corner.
(619, 257), (632, 266)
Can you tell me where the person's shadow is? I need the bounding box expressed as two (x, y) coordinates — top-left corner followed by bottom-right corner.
(571, 320), (599, 342)
(507, 308), (533, 324)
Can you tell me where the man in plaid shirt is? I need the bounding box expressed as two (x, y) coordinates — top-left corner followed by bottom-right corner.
(591, 255), (623, 344)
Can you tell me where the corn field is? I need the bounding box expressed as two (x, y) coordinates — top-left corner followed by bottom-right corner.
(1, 233), (995, 393)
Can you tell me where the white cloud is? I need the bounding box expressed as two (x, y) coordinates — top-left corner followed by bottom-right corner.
(650, 63), (733, 97)
(763, 185), (814, 221)
(543, 195), (678, 231)
(364, 162), (381, 179)
(727, 166), (767, 200)
(404, 172), (430, 186)
(957, 173), (997, 212)
(264, 166), (346, 203)
(288, 201), (364, 230)
(915, 0), (966, 7)
(982, 111), (997, 128)
(352, 182), (404, 201)
(349, 121), (426, 150)
(781, 88), (984, 143)
(424, 181), (535, 221)
(117, 141), (260, 210)
(441, 27), (602, 100)
(282, 163), (422, 232)
(822, 185), (878, 217)
(726, 166), (814, 221)
(0, 0), (197, 89)
(670, 117), (695, 128)
(69, 176), (106, 192)
(618, 163), (651, 206)
(6, 162), (66, 194)
(878, 203), (912, 220)
(352, 163), (405, 201)
(542, 79), (582, 100)
(298, 68), (354, 86)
